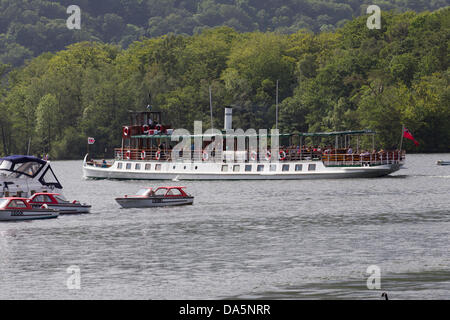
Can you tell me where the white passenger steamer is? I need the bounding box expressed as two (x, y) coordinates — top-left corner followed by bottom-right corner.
(83, 109), (404, 180)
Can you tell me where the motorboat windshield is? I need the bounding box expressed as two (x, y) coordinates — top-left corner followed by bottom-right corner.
(136, 188), (151, 196)
(154, 188), (167, 196)
(0, 198), (9, 208)
(54, 194), (69, 203)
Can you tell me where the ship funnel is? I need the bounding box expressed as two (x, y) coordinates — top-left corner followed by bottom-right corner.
(224, 107), (233, 130)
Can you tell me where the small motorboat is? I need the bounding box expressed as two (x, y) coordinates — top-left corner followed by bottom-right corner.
(27, 193), (91, 214)
(0, 197), (59, 221)
(115, 186), (194, 208)
(437, 160), (450, 166)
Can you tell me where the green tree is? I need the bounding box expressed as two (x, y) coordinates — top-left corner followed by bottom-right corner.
(35, 93), (58, 154)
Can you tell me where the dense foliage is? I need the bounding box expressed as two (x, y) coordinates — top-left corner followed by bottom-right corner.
(0, 8), (448, 159)
(1, 0), (449, 66)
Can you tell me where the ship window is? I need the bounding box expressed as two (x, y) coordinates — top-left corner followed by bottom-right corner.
(270, 164), (277, 172)
(173, 166), (176, 170)
(154, 188), (166, 196)
(0, 199), (8, 208)
(245, 165), (252, 172)
(126, 163), (132, 170)
(8, 199), (27, 208)
(155, 164), (161, 171)
(117, 162), (123, 169)
(195, 166), (198, 170)
(145, 164), (151, 170)
(40, 167), (59, 185)
(282, 164), (290, 172)
(308, 164), (316, 171)
(136, 189), (150, 196)
(54, 195), (69, 203)
(33, 195), (45, 202)
(0, 160), (12, 170)
(40, 195), (52, 203)
(135, 164), (141, 170)
(233, 165), (240, 172)
(221, 165), (228, 172)
(295, 164), (302, 171)
(13, 161), (43, 177)
(167, 188), (182, 196)
(257, 165), (264, 172)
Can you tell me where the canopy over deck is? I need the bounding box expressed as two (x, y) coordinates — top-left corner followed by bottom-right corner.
(0, 155), (46, 165)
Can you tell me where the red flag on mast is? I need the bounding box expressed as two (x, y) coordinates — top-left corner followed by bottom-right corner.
(403, 128), (419, 146)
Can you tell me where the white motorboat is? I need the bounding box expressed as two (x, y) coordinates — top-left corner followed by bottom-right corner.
(437, 160), (450, 166)
(0, 197), (59, 221)
(0, 155), (63, 198)
(115, 186), (194, 208)
(28, 192), (91, 214)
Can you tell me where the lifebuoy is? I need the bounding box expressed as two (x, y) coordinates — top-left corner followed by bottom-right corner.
(125, 150), (131, 160)
(155, 151), (161, 160)
(140, 150), (146, 160)
(250, 151), (257, 161)
(265, 151), (271, 161)
(279, 150), (286, 161)
(202, 151), (209, 161)
(123, 126), (130, 137)
(155, 124), (162, 131)
(142, 125), (149, 133)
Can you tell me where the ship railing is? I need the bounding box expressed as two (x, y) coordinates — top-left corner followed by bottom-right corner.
(321, 151), (405, 166)
(114, 148), (173, 161)
(113, 148), (405, 165)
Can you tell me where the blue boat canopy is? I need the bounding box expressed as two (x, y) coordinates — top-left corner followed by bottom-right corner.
(0, 155), (47, 165)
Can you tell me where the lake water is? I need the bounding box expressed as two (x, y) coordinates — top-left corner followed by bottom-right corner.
(0, 154), (449, 300)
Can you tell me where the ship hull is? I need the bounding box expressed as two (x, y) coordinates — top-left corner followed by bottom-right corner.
(116, 197), (194, 208)
(30, 204), (91, 214)
(83, 158), (401, 181)
(0, 210), (59, 221)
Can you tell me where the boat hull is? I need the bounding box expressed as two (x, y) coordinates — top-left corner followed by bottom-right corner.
(0, 209), (59, 221)
(84, 159), (401, 181)
(30, 204), (91, 214)
(115, 197), (194, 208)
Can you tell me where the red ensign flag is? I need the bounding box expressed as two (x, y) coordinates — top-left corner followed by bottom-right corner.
(403, 128), (419, 146)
